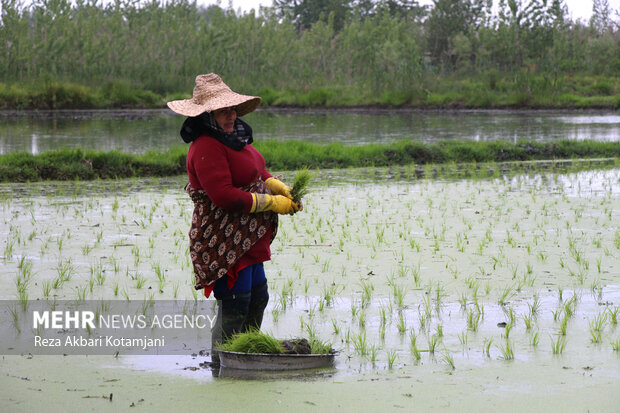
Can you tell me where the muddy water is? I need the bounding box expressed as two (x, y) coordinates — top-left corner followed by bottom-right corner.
(1, 108), (619, 154)
(1, 165), (619, 411)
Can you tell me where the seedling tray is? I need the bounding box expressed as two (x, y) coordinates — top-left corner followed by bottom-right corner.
(219, 350), (335, 370)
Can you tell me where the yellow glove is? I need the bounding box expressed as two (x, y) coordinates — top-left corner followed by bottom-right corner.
(265, 177), (293, 200)
(250, 193), (301, 215)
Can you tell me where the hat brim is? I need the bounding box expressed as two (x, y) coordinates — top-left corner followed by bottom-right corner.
(167, 94), (261, 117)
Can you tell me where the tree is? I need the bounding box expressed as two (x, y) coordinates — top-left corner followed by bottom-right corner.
(273, 0), (352, 31)
(425, 0), (491, 68)
(353, 0), (426, 20)
(590, 0), (611, 33)
(492, 0), (567, 69)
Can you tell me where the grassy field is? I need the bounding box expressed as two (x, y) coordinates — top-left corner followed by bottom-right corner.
(1, 140), (619, 182)
(1, 76), (619, 110)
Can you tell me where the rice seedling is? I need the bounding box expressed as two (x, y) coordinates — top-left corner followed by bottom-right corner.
(353, 331), (369, 356)
(497, 340), (514, 360)
(458, 330), (468, 347)
(55, 257), (75, 285)
(563, 295), (578, 319)
(441, 351), (455, 370)
(409, 238), (420, 252)
(434, 283), (446, 311)
(152, 262), (165, 283)
(503, 306), (516, 326)
(393, 284), (405, 308)
(498, 285), (515, 306)
(409, 330), (422, 361)
(90, 261), (105, 286)
(589, 312), (607, 344)
(42, 281), (52, 297)
(504, 320), (513, 339)
(9, 306), (20, 333)
(537, 251), (547, 262)
(321, 258), (331, 272)
(608, 307), (618, 326)
(220, 330), (283, 354)
(529, 293), (541, 315)
(359, 280), (373, 307)
(611, 337), (620, 352)
(3, 236), (16, 260)
(290, 169), (312, 203)
(88, 275), (96, 293)
(458, 293), (468, 309)
(467, 307), (482, 332)
(483, 337), (493, 358)
(559, 314), (569, 336)
(365, 341), (381, 365)
(590, 278), (602, 298)
(357, 311), (366, 329)
(134, 273), (146, 289)
(386, 349), (398, 369)
(427, 334), (440, 354)
(435, 324), (444, 338)
(465, 276), (478, 290)
(81, 244), (93, 255)
(550, 335), (567, 355)
(397, 311), (406, 334)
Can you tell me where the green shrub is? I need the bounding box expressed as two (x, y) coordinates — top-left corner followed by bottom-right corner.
(589, 81), (613, 96)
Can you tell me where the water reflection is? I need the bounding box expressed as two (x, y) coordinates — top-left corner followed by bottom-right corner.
(0, 108), (618, 154)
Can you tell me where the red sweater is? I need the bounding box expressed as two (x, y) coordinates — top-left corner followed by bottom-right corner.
(187, 135), (273, 296)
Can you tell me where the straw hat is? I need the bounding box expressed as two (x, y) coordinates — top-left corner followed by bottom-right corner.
(167, 73), (261, 117)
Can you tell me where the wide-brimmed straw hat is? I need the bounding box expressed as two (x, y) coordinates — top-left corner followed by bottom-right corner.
(167, 73), (261, 117)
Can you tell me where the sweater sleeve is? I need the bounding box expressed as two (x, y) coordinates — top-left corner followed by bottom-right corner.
(261, 169), (273, 182)
(189, 140), (254, 213)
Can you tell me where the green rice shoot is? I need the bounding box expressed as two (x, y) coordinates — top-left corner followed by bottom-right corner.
(219, 329), (333, 355)
(309, 338), (334, 354)
(220, 330), (283, 354)
(290, 168), (312, 203)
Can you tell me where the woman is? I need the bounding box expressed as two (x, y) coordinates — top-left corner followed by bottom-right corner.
(167, 74), (301, 365)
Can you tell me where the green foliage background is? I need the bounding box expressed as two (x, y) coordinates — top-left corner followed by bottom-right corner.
(0, 0), (618, 108)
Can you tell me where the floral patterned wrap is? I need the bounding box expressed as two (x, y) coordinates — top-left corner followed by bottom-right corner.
(186, 179), (278, 290)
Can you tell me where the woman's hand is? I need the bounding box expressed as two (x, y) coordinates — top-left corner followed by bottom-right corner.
(265, 177), (293, 200)
(250, 194), (301, 215)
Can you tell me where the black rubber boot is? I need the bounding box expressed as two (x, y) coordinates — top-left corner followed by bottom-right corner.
(211, 291), (251, 366)
(243, 280), (269, 332)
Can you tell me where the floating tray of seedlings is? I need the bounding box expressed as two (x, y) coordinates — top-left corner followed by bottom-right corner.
(219, 331), (335, 371)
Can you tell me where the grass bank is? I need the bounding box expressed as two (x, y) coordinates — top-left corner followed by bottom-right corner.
(1, 140), (619, 182)
(1, 74), (619, 110)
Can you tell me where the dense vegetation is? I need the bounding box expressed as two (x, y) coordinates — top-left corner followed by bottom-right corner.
(0, 0), (618, 109)
(1, 140), (618, 182)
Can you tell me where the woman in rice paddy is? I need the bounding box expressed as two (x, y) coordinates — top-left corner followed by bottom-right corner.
(167, 74), (302, 365)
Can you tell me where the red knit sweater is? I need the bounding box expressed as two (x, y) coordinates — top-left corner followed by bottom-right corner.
(186, 135), (273, 296)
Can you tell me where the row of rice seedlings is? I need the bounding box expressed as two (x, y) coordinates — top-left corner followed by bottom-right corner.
(2, 180), (199, 304)
(288, 170), (614, 307)
(4, 167), (620, 369)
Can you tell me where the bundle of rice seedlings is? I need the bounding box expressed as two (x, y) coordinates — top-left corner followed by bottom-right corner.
(290, 168), (312, 203)
(220, 330), (283, 354)
(309, 338), (334, 354)
(220, 329), (334, 355)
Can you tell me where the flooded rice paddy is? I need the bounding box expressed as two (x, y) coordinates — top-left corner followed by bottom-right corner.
(1, 164), (619, 411)
(1, 108), (619, 154)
